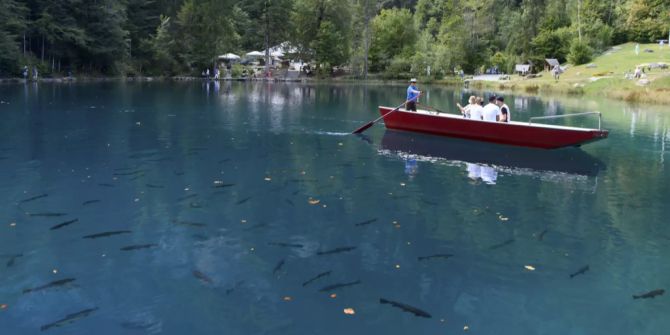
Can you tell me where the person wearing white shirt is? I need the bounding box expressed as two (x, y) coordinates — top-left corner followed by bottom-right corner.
(482, 96), (500, 122)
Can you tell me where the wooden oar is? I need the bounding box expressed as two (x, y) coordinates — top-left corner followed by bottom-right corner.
(352, 95), (419, 134)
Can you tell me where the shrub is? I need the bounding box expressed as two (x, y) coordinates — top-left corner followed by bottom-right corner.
(567, 39), (593, 65)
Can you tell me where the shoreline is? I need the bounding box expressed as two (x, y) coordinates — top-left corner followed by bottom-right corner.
(2, 75), (669, 105)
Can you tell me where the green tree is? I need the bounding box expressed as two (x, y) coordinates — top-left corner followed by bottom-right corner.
(175, 0), (239, 72)
(567, 38), (593, 65)
(625, 0), (670, 42)
(369, 8), (416, 73)
(292, 0), (351, 70)
(0, 0), (28, 74)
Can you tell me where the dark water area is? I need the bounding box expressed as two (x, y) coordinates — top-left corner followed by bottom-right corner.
(0, 81), (668, 334)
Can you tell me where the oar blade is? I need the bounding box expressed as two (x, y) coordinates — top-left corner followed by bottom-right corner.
(352, 121), (374, 134)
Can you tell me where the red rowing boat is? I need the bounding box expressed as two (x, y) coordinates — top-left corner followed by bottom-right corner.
(378, 107), (609, 149)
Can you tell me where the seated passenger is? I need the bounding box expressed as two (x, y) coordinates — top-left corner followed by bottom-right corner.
(496, 96), (511, 122)
(457, 96), (475, 118)
(468, 98), (483, 120)
(482, 96), (501, 122)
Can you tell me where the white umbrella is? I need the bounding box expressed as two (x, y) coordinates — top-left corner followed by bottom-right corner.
(246, 51), (265, 57)
(218, 53), (240, 60)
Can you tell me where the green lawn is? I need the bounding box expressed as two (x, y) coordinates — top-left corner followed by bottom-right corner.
(474, 43), (670, 104)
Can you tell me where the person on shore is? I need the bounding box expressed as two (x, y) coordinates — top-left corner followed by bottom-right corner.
(634, 66), (642, 79)
(406, 78), (421, 112)
(496, 96), (511, 122)
(552, 64), (561, 80)
(32, 66), (38, 80)
(482, 96), (501, 122)
(206, 68), (210, 80)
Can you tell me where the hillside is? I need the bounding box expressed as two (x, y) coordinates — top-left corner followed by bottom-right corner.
(472, 43), (670, 104)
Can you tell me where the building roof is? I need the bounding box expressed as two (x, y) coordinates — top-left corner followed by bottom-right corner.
(545, 59), (560, 67)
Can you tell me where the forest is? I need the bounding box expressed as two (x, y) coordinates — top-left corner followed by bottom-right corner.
(0, 0), (668, 78)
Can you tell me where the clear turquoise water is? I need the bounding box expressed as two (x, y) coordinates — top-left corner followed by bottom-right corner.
(0, 81), (668, 334)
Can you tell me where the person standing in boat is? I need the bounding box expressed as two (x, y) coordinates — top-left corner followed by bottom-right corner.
(482, 96), (501, 122)
(406, 78), (421, 112)
(496, 96), (511, 122)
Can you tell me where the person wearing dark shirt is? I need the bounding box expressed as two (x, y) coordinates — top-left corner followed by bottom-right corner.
(496, 96), (511, 122)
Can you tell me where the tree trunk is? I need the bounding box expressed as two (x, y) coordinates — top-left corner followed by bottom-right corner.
(264, 9), (270, 76)
(23, 33), (26, 56)
(363, 0), (370, 79)
(41, 36), (45, 62)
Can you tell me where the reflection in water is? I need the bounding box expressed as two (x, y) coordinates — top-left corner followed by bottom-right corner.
(380, 130), (605, 184)
(466, 163), (498, 185)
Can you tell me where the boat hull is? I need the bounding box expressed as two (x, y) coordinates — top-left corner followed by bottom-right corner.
(378, 107), (608, 149)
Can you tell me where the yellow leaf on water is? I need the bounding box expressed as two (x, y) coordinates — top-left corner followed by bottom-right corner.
(524, 265), (536, 271)
(264, 177), (272, 181)
(308, 199), (320, 205)
(330, 294), (337, 298)
(1, 304), (7, 309)
(343, 308), (355, 315)
(283, 296), (292, 301)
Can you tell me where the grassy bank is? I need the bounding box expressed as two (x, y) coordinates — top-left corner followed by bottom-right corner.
(469, 43), (670, 104)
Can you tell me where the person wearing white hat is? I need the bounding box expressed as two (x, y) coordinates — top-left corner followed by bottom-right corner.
(406, 78), (421, 111)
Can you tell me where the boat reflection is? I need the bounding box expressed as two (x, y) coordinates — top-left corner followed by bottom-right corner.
(379, 130), (606, 184)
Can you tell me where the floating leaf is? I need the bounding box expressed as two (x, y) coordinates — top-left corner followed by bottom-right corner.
(343, 308), (355, 315)
(308, 199), (320, 205)
(524, 265), (536, 271)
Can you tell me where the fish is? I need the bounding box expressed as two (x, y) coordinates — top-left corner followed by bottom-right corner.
(145, 184), (165, 189)
(19, 193), (48, 203)
(273, 259), (285, 275)
(193, 270), (214, 284)
(318, 280), (361, 292)
(633, 289), (665, 299)
(536, 229), (549, 241)
(189, 202), (203, 208)
(6, 253), (23, 267)
(302, 271), (332, 287)
(40, 307), (98, 331)
(23, 278), (77, 294)
(213, 183), (235, 188)
(317, 246), (357, 256)
(82, 200), (101, 206)
(569, 265), (590, 278)
(82, 230), (132, 239)
(285, 199), (294, 206)
(218, 158), (231, 163)
(268, 242), (304, 248)
(236, 197), (252, 205)
(147, 157), (173, 162)
(354, 218), (378, 227)
(174, 220), (207, 228)
(97, 183), (115, 187)
(421, 199), (438, 206)
(489, 238), (515, 250)
(417, 253), (454, 261)
(379, 298), (432, 318)
(177, 194), (198, 201)
(120, 243), (157, 251)
(174, 171), (185, 176)
(50, 219), (79, 230)
(27, 212), (67, 217)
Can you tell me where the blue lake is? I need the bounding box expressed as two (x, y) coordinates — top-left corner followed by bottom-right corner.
(0, 81), (668, 334)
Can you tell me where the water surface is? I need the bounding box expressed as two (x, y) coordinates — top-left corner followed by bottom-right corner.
(0, 81), (668, 334)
